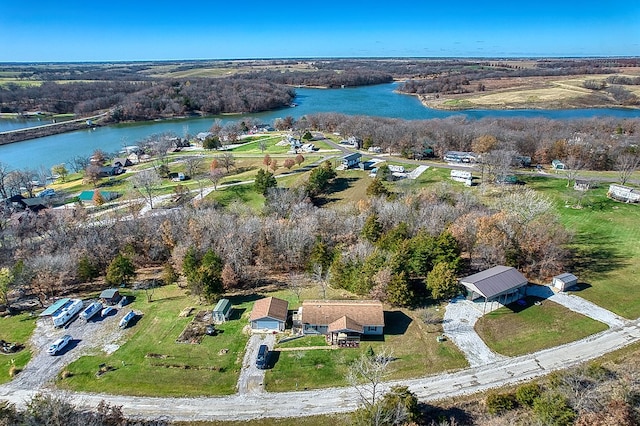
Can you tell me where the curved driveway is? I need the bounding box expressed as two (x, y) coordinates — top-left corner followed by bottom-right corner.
(0, 317), (638, 422)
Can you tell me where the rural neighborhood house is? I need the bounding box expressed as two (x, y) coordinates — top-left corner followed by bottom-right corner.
(293, 300), (385, 345)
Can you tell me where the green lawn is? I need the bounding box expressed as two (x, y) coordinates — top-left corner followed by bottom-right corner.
(265, 308), (467, 392)
(524, 176), (640, 319)
(0, 313), (37, 384)
(59, 285), (253, 397)
(475, 296), (608, 357)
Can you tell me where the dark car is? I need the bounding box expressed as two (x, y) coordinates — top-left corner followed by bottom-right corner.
(256, 344), (269, 369)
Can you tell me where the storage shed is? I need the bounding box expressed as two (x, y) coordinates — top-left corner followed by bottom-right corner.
(212, 298), (232, 323)
(552, 273), (578, 291)
(99, 288), (121, 305)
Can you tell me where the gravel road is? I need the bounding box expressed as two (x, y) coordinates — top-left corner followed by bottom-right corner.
(1, 297), (638, 422)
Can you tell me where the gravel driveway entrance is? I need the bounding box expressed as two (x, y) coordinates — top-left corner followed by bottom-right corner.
(443, 296), (507, 367)
(236, 333), (276, 394)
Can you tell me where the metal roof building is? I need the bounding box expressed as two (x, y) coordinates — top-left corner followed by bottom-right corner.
(460, 265), (528, 312)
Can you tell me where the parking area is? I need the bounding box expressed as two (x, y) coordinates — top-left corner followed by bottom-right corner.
(6, 303), (134, 391)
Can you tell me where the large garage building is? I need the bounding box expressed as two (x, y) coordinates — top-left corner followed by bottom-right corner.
(460, 265), (528, 313)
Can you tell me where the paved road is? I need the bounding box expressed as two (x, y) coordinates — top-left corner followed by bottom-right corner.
(1, 317), (638, 422)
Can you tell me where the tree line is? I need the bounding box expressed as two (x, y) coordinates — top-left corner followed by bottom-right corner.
(295, 113), (640, 171)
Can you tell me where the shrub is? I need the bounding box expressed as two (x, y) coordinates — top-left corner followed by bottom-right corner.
(515, 383), (541, 407)
(485, 392), (516, 415)
(532, 392), (576, 426)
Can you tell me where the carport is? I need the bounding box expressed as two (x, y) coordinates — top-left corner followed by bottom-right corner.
(460, 265), (528, 313)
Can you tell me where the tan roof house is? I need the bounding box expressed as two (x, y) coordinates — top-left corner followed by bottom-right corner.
(294, 300), (385, 345)
(249, 297), (288, 332)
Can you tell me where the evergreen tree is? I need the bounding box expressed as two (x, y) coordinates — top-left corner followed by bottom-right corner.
(306, 161), (336, 196)
(425, 262), (459, 300)
(386, 271), (414, 307)
(254, 168), (277, 195)
(361, 214), (383, 243)
(77, 255), (99, 282)
(199, 250), (224, 302)
(366, 178), (390, 197)
(105, 253), (135, 286)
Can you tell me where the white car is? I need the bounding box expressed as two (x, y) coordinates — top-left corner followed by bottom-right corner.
(101, 306), (115, 317)
(47, 334), (72, 355)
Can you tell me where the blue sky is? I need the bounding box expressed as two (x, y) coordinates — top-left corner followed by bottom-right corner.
(1, 0), (639, 61)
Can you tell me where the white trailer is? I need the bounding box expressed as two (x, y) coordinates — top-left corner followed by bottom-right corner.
(52, 299), (84, 327)
(80, 301), (103, 321)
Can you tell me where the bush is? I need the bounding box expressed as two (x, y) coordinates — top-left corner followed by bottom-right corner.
(532, 392), (576, 426)
(515, 383), (541, 407)
(485, 392), (516, 415)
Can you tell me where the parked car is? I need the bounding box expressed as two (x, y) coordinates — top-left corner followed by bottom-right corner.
(118, 296), (129, 308)
(47, 334), (72, 355)
(256, 344), (269, 369)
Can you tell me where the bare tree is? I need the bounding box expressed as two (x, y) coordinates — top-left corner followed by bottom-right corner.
(69, 155), (90, 173)
(480, 149), (515, 184)
(0, 162), (12, 198)
(131, 169), (161, 209)
(209, 168), (225, 191)
(83, 165), (102, 187)
(615, 153), (640, 185)
(347, 348), (394, 409)
(217, 152), (236, 173)
(183, 156), (203, 180)
(563, 155), (584, 187)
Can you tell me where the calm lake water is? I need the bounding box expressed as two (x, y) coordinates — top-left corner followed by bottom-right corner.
(2, 82), (640, 170)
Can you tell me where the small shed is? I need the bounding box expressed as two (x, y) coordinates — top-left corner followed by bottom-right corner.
(552, 273), (578, 291)
(212, 298), (232, 323)
(100, 288), (121, 305)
